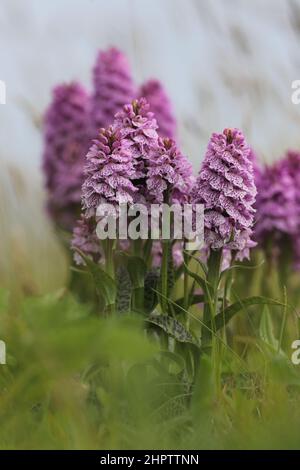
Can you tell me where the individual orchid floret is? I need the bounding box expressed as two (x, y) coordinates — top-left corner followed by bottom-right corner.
(82, 126), (138, 218)
(193, 128), (257, 260)
(139, 79), (177, 140)
(90, 47), (136, 135)
(42, 82), (90, 230)
(71, 215), (101, 265)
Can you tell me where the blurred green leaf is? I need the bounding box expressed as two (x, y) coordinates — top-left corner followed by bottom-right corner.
(208, 296), (283, 331)
(259, 305), (278, 351)
(73, 248), (116, 308)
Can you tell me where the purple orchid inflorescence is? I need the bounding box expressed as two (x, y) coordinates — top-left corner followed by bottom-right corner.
(255, 158), (298, 247)
(285, 151), (300, 268)
(42, 82), (90, 230)
(139, 79), (177, 140)
(90, 47), (136, 135)
(193, 128), (257, 260)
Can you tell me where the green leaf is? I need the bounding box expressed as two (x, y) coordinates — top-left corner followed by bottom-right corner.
(90, 266), (116, 308)
(183, 264), (210, 297)
(174, 263), (185, 281)
(183, 250), (208, 276)
(259, 305), (278, 351)
(116, 266), (132, 314)
(147, 313), (199, 346)
(118, 253), (147, 289)
(208, 296), (283, 332)
(74, 248), (116, 308)
(175, 294), (205, 310)
(219, 259), (265, 283)
(159, 350), (186, 375)
(191, 355), (214, 415)
(144, 269), (160, 313)
(167, 243), (175, 295)
(158, 243), (175, 301)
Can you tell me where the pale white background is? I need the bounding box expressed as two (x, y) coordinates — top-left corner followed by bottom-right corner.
(2, 0), (300, 173)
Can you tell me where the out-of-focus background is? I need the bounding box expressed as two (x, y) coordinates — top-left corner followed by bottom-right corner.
(1, 0), (300, 293)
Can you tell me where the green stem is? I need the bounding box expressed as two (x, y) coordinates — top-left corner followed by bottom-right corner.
(161, 240), (170, 312)
(131, 239), (145, 312)
(103, 239), (115, 315)
(278, 235), (292, 293)
(183, 242), (190, 326)
(160, 191), (171, 313)
(132, 238), (143, 257)
(144, 239), (153, 268)
(202, 249), (222, 347)
(132, 287), (144, 312)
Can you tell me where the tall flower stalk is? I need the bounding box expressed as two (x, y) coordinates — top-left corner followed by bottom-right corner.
(193, 128), (257, 344)
(147, 137), (194, 312)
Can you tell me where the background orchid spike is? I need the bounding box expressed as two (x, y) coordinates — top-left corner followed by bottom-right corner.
(284, 151), (300, 269)
(42, 82), (90, 231)
(147, 137), (195, 204)
(81, 126), (139, 219)
(90, 47), (136, 135)
(193, 128), (257, 260)
(71, 215), (102, 265)
(255, 159), (298, 248)
(139, 79), (177, 140)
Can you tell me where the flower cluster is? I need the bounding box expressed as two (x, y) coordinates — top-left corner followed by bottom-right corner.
(193, 128), (257, 260)
(139, 79), (177, 140)
(43, 48), (179, 235)
(90, 48), (136, 135)
(42, 82), (90, 230)
(42, 49), (263, 270)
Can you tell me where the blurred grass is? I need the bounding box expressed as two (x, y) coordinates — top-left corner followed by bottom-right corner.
(0, 165), (68, 301)
(1, 168), (300, 449)
(0, 286), (299, 449)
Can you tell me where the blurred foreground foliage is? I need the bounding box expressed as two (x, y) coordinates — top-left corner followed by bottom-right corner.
(0, 286), (300, 449)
